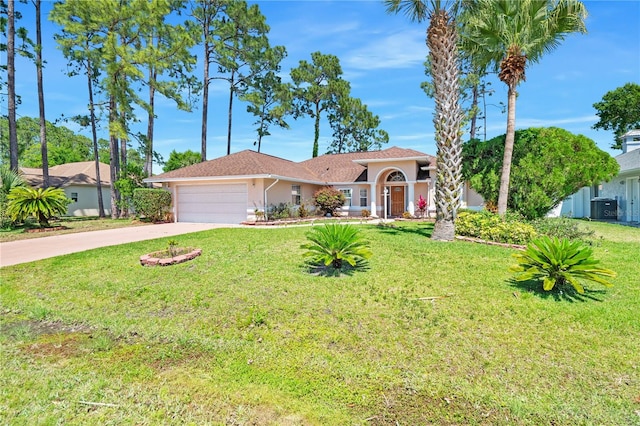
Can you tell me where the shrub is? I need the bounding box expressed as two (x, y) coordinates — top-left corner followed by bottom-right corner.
(0, 167), (27, 228)
(456, 211), (538, 245)
(416, 195), (427, 217)
(313, 187), (345, 216)
(530, 217), (595, 244)
(267, 202), (294, 220)
(510, 236), (616, 294)
(133, 188), (172, 222)
(6, 186), (71, 227)
(298, 203), (309, 218)
(361, 209), (371, 218)
(402, 211), (412, 219)
(301, 224), (372, 271)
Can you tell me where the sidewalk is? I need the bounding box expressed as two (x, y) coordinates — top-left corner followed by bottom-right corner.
(0, 223), (233, 267)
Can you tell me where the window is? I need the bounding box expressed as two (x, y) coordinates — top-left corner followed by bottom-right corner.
(292, 185), (301, 205)
(359, 188), (367, 207)
(71, 192), (78, 202)
(340, 189), (352, 206)
(387, 171), (406, 182)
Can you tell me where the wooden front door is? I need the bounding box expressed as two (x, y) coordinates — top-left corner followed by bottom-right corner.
(390, 186), (405, 216)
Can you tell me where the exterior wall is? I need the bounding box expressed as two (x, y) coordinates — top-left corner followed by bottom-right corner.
(64, 185), (112, 217)
(600, 172), (640, 222)
(462, 183), (484, 210)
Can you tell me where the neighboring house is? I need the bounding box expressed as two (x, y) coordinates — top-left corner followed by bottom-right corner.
(561, 130), (640, 223)
(20, 161), (112, 217)
(144, 146), (484, 224)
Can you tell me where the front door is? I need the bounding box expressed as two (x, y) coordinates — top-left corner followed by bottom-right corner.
(390, 186), (405, 216)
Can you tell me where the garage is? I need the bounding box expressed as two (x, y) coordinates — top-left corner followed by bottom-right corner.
(176, 184), (247, 223)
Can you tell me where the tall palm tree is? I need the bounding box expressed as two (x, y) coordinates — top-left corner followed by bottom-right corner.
(385, 0), (464, 241)
(462, 0), (587, 215)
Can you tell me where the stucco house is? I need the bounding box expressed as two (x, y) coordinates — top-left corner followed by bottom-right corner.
(20, 161), (112, 217)
(561, 130), (640, 223)
(144, 146), (483, 224)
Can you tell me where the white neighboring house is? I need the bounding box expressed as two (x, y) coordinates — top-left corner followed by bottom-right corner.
(561, 130), (640, 223)
(20, 161), (112, 217)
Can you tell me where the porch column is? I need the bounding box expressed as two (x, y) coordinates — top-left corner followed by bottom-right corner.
(407, 182), (415, 215)
(370, 182), (378, 217)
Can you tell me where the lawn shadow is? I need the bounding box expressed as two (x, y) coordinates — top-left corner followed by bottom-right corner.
(372, 221), (434, 238)
(303, 258), (370, 277)
(508, 278), (606, 302)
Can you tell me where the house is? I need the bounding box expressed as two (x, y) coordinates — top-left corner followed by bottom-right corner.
(20, 161), (112, 217)
(144, 146), (484, 224)
(561, 130), (640, 222)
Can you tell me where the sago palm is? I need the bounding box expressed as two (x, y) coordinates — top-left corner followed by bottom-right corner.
(301, 224), (372, 270)
(510, 236), (615, 294)
(7, 186), (71, 227)
(385, 0), (464, 241)
(462, 0), (587, 215)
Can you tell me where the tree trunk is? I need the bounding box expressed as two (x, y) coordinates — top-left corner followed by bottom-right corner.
(145, 66), (156, 181)
(7, 0), (18, 172)
(35, 0), (49, 188)
(87, 61), (105, 218)
(226, 69), (235, 155)
(432, 218), (455, 242)
(201, 29), (210, 162)
(313, 102), (320, 158)
(109, 95), (120, 219)
(428, 10), (463, 242)
(469, 82), (479, 141)
(497, 83), (517, 215)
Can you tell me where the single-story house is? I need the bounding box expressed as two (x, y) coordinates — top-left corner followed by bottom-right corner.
(561, 130), (640, 223)
(144, 146), (483, 224)
(20, 161), (112, 217)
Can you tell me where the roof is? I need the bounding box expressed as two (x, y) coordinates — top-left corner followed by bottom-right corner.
(615, 149), (640, 173)
(620, 129), (640, 139)
(20, 161), (111, 188)
(146, 146), (435, 184)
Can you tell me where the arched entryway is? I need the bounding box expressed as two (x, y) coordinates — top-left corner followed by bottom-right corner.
(385, 170), (407, 217)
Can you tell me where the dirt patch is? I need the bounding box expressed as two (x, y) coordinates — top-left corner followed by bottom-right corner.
(24, 226), (68, 233)
(140, 248), (202, 266)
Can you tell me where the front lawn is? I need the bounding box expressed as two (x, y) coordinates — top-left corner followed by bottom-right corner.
(0, 217), (151, 243)
(1, 221), (638, 424)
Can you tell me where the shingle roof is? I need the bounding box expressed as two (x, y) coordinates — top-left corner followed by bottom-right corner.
(615, 149), (640, 173)
(20, 162), (111, 188)
(148, 150), (321, 182)
(148, 146), (434, 184)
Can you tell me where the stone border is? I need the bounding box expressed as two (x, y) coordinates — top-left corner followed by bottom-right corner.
(140, 248), (202, 266)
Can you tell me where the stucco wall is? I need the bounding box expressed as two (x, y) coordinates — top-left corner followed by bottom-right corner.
(64, 186), (112, 217)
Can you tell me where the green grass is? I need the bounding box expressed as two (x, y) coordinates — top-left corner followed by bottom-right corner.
(1, 221), (639, 425)
(0, 216), (151, 243)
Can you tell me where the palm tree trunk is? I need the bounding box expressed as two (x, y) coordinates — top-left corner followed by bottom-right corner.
(429, 10), (463, 241)
(497, 83), (517, 215)
(35, 0), (49, 189)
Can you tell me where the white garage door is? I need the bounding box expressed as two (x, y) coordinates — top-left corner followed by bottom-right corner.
(177, 184), (247, 223)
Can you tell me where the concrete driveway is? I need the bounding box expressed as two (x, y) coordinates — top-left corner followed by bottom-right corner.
(0, 222), (237, 267)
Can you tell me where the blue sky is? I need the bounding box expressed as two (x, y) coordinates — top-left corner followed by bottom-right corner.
(8, 0), (640, 174)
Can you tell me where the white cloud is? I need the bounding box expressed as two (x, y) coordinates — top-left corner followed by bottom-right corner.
(343, 29), (426, 70)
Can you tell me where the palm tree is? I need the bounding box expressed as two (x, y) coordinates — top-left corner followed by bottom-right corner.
(462, 0), (587, 215)
(385, 0), (464, 241)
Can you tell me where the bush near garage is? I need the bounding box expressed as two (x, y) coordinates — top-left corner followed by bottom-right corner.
(133, 188), (172, 222)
